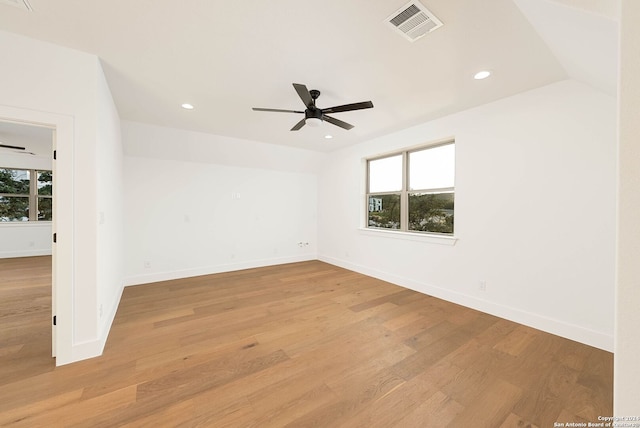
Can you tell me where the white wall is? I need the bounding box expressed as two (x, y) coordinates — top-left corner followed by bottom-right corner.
(0, 151), (53, 258)
(122, 121), (322, 174)
(318, 79), (617, 351)
(123, 122), (322, 285)
(615, 0), (640, 415)
(0, 223), (52, 258)
(0, 30), (123, 364)
(95, 62), (125, 342)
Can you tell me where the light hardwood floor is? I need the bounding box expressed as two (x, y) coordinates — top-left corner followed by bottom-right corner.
(0, 256), (613, 427)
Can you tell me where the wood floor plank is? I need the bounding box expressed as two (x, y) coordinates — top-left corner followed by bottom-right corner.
(0, 257), (613, 426)
(447, 378), (522, 428)
(499, 412), (540, 428)
(394, 390), (464, 428)
(0, 389), (84, 426)
(493, 325), (540, 357)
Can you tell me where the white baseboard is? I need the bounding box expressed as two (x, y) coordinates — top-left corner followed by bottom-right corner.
(0, 249), (52, 259)
(55, 337), (104, 366)
(124, 254), (317, 287)
(319, 255), (614, 352)
(56, 282), (125, 366)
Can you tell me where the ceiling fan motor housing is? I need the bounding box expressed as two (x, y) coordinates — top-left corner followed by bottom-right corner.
(305, 108), (323, 121)
(306, 89), (323, 120)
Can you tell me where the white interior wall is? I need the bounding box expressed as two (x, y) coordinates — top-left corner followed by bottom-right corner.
(122, 122), (322, 285)
(95, 61), (124, 342)
(0, 151), (52, 258)
(318, 79), (617, 351)
(614, 0), (640, 414)
(0, 223), (52, 258)
(122, 121), (323, 175)
(0, 30), (122, 364)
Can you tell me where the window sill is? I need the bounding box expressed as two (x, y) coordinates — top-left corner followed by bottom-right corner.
(0, 221), (52, 227)
(358, 228), (457, 246)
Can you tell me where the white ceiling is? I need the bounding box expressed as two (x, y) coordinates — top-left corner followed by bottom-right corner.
(0, 0), (619, 152)
(514, 0), (619, 96)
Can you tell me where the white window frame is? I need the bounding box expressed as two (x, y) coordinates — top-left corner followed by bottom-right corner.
(364, 140), (456, 241)
(0, 167), (53, 222)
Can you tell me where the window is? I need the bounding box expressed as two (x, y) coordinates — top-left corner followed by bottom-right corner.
(367, 141), (454, 234)
(0, 168), (53, 222)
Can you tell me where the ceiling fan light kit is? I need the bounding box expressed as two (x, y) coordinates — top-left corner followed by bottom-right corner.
(305, 117), (322, 127)
(252, 83), (374, 132)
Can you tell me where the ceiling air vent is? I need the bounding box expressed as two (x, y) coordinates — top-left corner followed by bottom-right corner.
(385, 1), (442, 42)
(0, 0), (32, 11)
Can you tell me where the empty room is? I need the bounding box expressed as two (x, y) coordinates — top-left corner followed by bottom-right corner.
(1, 0), (639, 426)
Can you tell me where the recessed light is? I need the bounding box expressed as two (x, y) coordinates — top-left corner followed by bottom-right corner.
(474, 71), (491, 80)
(324, 135), (333, 139)
(181, 103), (194, 110)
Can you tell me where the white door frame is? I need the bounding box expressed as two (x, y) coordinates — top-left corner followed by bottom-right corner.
(0, 104), (74, 365)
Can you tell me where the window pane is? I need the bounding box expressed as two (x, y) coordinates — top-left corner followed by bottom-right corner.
(368, 194), (401, 229)
(38, 197), (53, 221)
(369, 155), (402, 193)
(0, 168), (30, 194)
(0, 196), (30, 221)
(37, 171), (53, 196)
(408, 192), (454, 234)
(409, 144), (455, 190)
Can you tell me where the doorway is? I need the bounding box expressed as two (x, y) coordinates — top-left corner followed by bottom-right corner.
(0, 120), (55, 365)
(0, 106), (73, 365)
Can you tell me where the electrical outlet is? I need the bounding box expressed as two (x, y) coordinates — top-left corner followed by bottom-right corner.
(479, 280), (487, 292)
(144, 260), (151, 269)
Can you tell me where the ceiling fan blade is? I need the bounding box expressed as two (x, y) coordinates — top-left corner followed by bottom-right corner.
(323, 115), (354, 130)
(322, 101), (374, 114)
(291, 118), (306, 131)
(252, 108), (304, 114)
(293, 83), (314, 108)
(0, 143), (26, 150)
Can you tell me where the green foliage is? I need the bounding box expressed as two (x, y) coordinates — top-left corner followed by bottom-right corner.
(368, 194), (401, 229)
(38, 197), (53, 221)
(0, 169), (53, 221)
(368, 192), (454, 233)
(0, 168), (30, 194)
(37, 170), (53, 196)
(0, 196), (29, 221)
(408, 192), (454, 234)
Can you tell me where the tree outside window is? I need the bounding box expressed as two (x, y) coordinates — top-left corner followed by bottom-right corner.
(367, 142), (454, 234)
(0, 168), (53, 222)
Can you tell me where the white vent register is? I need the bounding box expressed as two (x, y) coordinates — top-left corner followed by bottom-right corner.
(385, 1), (443, 42)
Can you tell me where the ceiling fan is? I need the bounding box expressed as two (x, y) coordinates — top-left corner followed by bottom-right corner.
(252, 83), (374, 131)
(0, 143), (35, 155)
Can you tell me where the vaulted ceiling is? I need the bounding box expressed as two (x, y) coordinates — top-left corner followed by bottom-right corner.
(0, 0), (619, 153)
